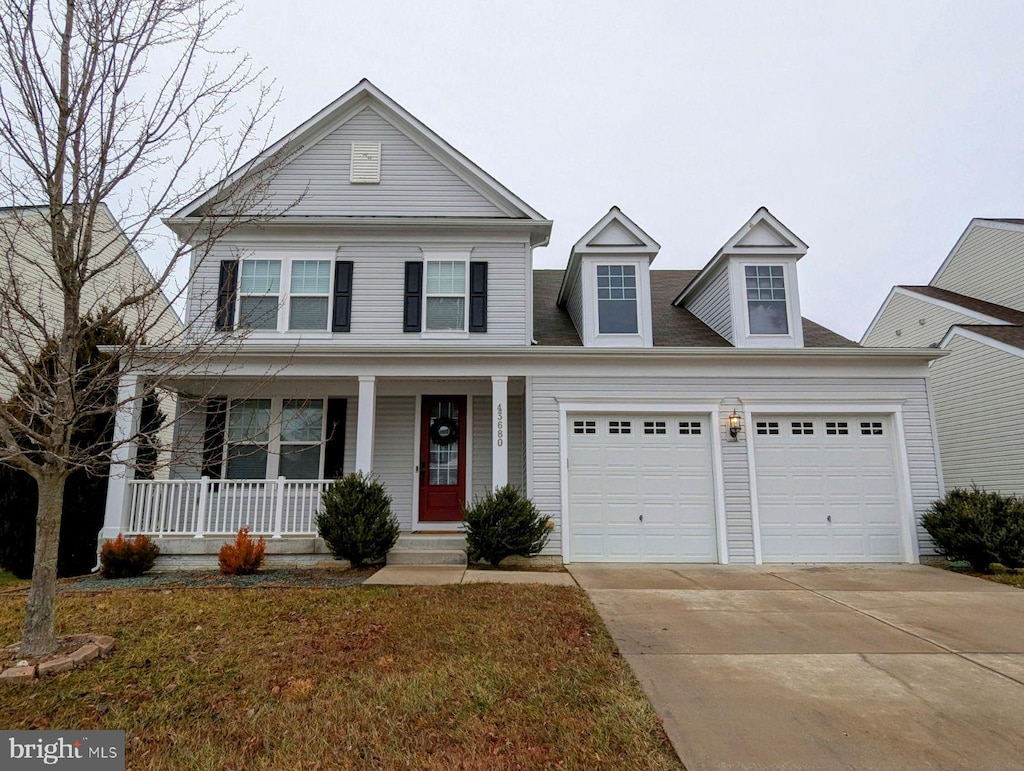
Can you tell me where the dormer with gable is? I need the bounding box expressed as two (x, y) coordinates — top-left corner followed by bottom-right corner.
(555, 207), (660, 347)
(675, 207), (807, 348)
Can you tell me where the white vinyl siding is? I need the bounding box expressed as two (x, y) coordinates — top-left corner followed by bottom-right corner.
(529, 375), (941, 562)
(251, 106), (507, 217)
(684, 264), (733, 343)
(863, 292), (982, 348)
(371, 396), (416, 531)
(930, 334), (1024, 496)
(933, 225), (1024, 313)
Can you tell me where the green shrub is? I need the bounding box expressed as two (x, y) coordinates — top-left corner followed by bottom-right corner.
(921, 486), (1024, 571)
(317, 472), (399, 568)
(99, 534), (160, 578)
(463, 485), (550, 567)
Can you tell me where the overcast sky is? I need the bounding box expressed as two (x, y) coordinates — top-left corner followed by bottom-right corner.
(223, 0), (1024, 341)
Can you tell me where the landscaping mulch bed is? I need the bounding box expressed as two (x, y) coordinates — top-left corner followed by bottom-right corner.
(51, 566), (377, 592)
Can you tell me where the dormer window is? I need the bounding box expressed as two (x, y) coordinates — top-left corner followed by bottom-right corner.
(596, 265), (639, 334)
(745, 265), (788, 335)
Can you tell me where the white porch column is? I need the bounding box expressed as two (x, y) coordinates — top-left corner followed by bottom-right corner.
(100, 372), (143, 541)
(491, 376), (508, 489)
(355, 376), (376, 473)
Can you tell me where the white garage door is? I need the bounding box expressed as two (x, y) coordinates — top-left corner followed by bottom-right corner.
(568, 414), (718, 562)
(753, 415), (903, 562)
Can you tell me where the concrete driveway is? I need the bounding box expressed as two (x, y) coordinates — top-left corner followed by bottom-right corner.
(568, 563), (1024, 770)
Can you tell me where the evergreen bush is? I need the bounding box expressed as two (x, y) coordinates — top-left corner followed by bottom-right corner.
(922, 486), (1024, 571)
(0, 317), (165, 578)
(99, 534), (160, 578)
(218, 527), (266, 575)
(463, 485), (550, 567)
(317, 472), (399, 568)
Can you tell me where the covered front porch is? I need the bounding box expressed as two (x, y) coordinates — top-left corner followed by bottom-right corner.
(102, 375), (526, 547)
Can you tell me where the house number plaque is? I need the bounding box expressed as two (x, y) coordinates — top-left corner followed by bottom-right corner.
(495, 402), (504, 447)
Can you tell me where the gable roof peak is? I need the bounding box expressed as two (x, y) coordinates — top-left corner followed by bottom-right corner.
(169, 78), (549, 229)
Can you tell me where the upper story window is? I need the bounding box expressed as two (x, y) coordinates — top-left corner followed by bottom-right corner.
(425, 260), (467, 331)
(744, 265), (788, 335)
(289, 261), (331, 330)
(596, 265), (638, 334)
(238, 261), (281, 330)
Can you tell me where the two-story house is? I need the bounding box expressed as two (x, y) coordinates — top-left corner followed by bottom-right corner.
(863, 218), (1024, 496)
(101, 80), (943, 567)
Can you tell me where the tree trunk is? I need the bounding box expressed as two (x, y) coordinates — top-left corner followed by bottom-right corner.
(20, 471), (68, 657)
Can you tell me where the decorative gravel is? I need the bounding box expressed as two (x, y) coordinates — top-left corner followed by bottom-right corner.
(52, 566), (377, 592)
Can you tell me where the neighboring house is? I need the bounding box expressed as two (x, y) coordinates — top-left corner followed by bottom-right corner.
(0, 203), (182, 396)
(101, 80), (943, 566)
(0, 204), (182, 473)
(862, 218), (1024, 495)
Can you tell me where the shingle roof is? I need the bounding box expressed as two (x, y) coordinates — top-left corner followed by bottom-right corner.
(532, 269), (859, 348)
(900, 286), (1024, 325)
(953, 324), (1024, 350)
(979, 218), (1024, 225)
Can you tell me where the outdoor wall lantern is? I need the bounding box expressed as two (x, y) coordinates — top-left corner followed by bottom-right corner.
(728, 410), (742, 439)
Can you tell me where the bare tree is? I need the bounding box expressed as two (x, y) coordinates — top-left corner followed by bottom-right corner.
(0, 0), (281, 655)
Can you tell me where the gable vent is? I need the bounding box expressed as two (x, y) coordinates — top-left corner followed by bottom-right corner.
(350, 142), (381, 183)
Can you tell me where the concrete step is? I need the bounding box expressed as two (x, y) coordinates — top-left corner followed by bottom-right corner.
(386, 549), (467, 566)
(392, 533), (467, 551)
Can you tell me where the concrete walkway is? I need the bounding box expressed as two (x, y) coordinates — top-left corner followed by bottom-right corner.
(363, 565), (577, 586)
(569, 563), (1024, 770)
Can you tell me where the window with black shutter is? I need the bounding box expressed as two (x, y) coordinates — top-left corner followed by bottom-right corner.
(323, 398), (348, 478)
(333, 261), (353, 332)
(469, 261), (488, 332)
(202, 397), (228, 478)
(403, 261), (423, 332)
(215, 261), (238, 330)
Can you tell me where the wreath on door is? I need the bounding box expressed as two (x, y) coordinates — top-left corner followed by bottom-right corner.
(430, 415), (460, 446)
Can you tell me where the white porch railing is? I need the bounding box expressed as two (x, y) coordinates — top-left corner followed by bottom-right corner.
(126, 477), (332, 538)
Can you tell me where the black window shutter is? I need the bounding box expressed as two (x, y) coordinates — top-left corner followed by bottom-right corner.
(323, 398), (348, 479)
(332, 261), (353, 332)
(403, 261), (423, 332)
(215, 260), (238, 331)
(202, 397), (228, 479)
(469, 261), (488, 333)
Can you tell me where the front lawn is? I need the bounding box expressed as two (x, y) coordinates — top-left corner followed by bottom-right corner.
(0, 584), (680, 770)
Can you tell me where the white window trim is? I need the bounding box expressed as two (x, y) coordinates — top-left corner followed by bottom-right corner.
(236, 259), (283, 333)
(421, 250), (471, 339)
(224, 397), (329, 480)
(729, 259), (803, 348)
(286, 260), (333, 333)
(581, 257), (653, 347)
(234, 254), (337, 337)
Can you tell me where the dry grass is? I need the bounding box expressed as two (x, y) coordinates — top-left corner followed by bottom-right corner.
(978, 572), (1024, 589)
(0, 584), (680, 770)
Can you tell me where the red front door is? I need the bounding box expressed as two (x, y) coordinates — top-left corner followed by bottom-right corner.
(419, 396), (467, 522)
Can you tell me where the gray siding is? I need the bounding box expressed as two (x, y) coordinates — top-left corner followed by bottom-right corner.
(930, 334), (1024, 495)
(472, 394), (525, 501)
(684, 264), (733, 343)
(566, 267), (584, 340)
(530, 376), (942, 561)
(186, 240), (530, 345)
(933, 225), (1024, 312)
(863, 291), (980, 348)
(254, 106), (507, 217)
(372, 396), (416, 530)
